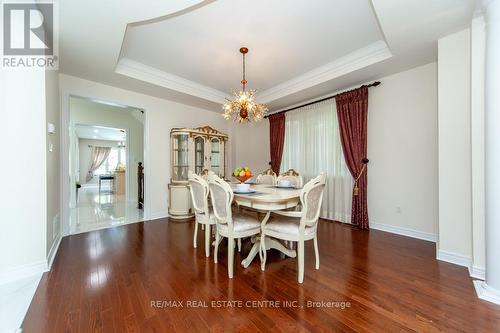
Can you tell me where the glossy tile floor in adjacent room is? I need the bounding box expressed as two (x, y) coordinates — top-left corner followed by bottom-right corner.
(70, 184), (144, 234)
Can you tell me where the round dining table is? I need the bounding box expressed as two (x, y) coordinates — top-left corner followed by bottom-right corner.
(232, 184), (302, 268)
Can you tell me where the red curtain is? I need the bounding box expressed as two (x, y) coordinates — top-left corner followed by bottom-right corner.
(335, 87), (369, 229)
(268, 113), (286, 174)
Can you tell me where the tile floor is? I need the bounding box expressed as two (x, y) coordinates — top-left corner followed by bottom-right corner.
(70, 183), (144, 234)
(0, 274), (41, 333)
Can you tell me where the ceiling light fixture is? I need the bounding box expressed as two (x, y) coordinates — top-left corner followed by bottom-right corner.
(223, 47), (267, 123)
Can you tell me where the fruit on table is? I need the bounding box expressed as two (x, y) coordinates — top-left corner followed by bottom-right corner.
(233, 166), (252, 178)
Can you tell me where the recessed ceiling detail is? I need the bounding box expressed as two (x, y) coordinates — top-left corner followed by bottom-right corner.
(75, 125), (126, 141)
(117, 0), (391, 107)
(115, 58), (230, 104)
(57, 0), (475, 112)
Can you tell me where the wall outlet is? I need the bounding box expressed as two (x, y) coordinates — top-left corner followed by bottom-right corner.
(395, 206), (402, 214)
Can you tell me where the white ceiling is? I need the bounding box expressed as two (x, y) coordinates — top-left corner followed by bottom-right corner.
(59, 0), (476, 112)
(121, 0), (384, 93)
(75, 125), (126, 141)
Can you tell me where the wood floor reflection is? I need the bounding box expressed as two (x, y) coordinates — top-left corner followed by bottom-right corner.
(23, 219), (500, 332)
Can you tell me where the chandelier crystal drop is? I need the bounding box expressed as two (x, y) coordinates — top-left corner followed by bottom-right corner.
(223, 47), (267, 123)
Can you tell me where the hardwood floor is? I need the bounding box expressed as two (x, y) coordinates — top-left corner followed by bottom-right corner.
(23, 219), (500, 332)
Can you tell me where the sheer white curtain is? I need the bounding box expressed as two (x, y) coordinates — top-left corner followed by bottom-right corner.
(281, 100), (352, 223)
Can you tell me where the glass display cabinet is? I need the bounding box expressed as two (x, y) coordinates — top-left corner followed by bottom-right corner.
(168, 126), (228, 219)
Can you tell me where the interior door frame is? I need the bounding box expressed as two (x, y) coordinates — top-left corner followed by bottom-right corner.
(60, 92), (149, 236)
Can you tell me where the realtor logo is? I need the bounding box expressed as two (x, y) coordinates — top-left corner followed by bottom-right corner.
(1, 1), (58, 69)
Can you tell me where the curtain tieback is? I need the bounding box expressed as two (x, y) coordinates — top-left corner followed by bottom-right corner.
(353, 158), (369, 196)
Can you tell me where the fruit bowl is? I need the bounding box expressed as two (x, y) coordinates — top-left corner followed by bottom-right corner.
(232, 166), (252, 183)
(234, 175), (252, 183)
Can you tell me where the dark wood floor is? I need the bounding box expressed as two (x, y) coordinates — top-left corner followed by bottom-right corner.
(23, 219), (500, 332)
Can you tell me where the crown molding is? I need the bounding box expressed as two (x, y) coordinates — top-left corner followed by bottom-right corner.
(115, 58), (230, 104)
(258, 40), (392, 103)
(116, 41), (391, 106)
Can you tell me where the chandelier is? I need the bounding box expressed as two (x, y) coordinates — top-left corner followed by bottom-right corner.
(223, 47), (267, 123)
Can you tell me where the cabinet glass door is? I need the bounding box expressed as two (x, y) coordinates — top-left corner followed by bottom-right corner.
(194, 136), (205, 174)
(172, 134), (189, 181)
(211, 138), (221, 176)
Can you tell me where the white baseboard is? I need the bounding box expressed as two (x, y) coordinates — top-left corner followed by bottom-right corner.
(370, 222), (438, 242)
(46, 233), (62, 270)
(0, 260), (47, 286)
(436, 249), (472, 268)
(474, 280), (500, 305)
(469, 265), (486, 280)
(0, 233), (64, 286)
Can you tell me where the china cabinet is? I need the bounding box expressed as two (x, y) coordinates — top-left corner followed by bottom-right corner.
(168, 126), (228, 219)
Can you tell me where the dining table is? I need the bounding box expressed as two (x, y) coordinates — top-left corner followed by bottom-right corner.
(231, 183), (302, 268)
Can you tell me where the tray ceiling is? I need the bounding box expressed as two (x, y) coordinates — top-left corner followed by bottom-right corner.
(58, 0), (475, 111)
(120, 0), (385, 96)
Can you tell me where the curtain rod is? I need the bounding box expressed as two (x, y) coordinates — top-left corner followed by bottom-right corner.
(264, 81), (381, 118)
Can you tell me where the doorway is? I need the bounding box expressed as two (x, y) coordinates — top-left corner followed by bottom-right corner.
(68, 96), (145, 234)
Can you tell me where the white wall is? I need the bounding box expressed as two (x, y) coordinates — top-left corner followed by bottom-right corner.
(46, 70), (61, 257)
(437, 28), (473, 263)
(368, 62), (439, 238)
(70, 98), (143, 203)
(0, 70), (47, 282)
(230, 121), (271, 175)
(470, 17), (486, 277)
(78, 138), (121, 184)
(60, 74), (232, 225)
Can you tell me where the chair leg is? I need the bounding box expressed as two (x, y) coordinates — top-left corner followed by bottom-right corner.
(205, 224), (211, 257)
(214, 232), (220, 263)
(193, 221), (198, 248)
(228, 238), (235, 278)
(260, 234), (267, 271)
(237, 238), (242, 252)
(201, 224), (205, 231)
(298, 240), (304, 283)
(313, 236), (320, 269)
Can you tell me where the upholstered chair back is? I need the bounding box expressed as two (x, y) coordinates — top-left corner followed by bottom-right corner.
(277, 169), (304, 188)
(299, 173), (326, 226)
(207, 174), (234, 226)
(199, 169), (215, 180)
(256, 168), (277, 185)
(188, 171), (209, 216)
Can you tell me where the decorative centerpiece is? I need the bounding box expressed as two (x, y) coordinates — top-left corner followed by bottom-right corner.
(233, 167), (253, 192)
(233, 166), (252, 183)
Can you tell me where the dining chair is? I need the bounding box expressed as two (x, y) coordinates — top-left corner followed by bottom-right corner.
(199, 169), (215, 179)
(207, 174), (262, 278)
(255, 168), (277, 185)
(260, 173), (326, 283)
(277, 169), (304, 188)
(188, 171), (216, 257)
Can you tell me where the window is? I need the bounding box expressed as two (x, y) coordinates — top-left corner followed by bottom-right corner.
(280, 100), (352, 223)
(94, 147), (126, 175)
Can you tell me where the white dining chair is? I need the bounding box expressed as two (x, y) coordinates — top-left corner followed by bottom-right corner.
(207, 174), (262, 278)
(199, 168), (215, 179)
(188, 171), (216, 257)
(260, 173), (326, 283)
(277, 169), (304, 188)
(255, 168), (277, 185)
